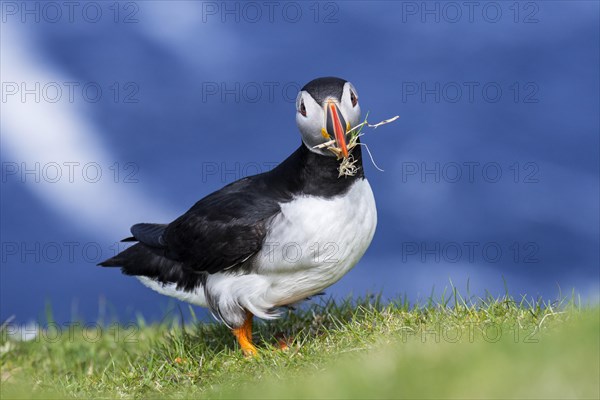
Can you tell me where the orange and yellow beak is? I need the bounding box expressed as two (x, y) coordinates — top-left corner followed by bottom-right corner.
(325, 102), (349, 158)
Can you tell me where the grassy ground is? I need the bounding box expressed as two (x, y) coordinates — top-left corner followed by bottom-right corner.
(1, 292), (598, 399)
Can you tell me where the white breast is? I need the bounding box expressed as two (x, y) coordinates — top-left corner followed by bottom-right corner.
(255, 178), (377, 306)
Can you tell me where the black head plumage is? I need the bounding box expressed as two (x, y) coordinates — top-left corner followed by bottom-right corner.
(301, 76), (347, 106)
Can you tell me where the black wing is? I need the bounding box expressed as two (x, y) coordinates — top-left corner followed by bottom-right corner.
(120, 223), (167, 247)
(103, 177), (282, 276)
(163, 177), (282, 273)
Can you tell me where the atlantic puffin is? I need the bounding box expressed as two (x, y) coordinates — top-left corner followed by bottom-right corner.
(99, 77), (377, 355)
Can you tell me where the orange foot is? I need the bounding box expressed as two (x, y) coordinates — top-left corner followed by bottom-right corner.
(275, 333), (293, 351)
(232, 311), (258, 356)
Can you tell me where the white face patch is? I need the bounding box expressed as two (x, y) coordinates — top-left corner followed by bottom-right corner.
(295, 90), (325, 151)
(339, 82), (361, 130)
(296, 82), (362, 156)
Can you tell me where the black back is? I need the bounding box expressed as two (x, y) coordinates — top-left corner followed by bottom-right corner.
(99, 143), (364, 287)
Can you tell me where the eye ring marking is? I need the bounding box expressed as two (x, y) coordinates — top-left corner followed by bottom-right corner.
(299, 100), (307, 117)
(350, 91), (358, 107)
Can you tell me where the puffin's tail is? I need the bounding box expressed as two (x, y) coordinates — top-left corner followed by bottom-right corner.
(98, 243), (200, 291)
(98, 242), (170, 276)
(97, 242), (152, 269)
(99, 223), (169, 269)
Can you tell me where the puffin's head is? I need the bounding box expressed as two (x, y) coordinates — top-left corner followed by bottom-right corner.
(296, 77), (361, 157)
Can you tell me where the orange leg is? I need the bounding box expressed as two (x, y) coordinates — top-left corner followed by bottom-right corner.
(231, 311), (257, 356)
(275, 333), (291, 351)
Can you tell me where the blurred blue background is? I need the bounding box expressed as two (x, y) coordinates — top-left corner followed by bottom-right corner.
(1, 1), (598, 325)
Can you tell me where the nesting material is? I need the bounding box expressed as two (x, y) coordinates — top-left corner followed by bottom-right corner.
(313, 115), (399, 177)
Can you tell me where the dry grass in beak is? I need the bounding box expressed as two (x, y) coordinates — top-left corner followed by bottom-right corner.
(313, 114), (400, 177)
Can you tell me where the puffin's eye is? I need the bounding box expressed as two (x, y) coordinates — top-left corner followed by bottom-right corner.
(350, 91), (358, 107)
(299, 100), (307, 117)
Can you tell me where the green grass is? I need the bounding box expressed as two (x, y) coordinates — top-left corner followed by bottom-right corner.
(1, 292), (598, 399)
